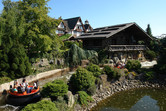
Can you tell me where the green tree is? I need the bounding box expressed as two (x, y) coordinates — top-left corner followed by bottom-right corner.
(146, 24), (152, 37)
(154, 37), (166, 74)
(0, 44), (32, 79)
(68, 44), (98, 67)
(145, 50), (156, 61)
(0, 0), (32, 79)
(18, 0), (62, 57)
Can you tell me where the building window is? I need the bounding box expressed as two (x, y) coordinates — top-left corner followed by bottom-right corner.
(58, 22), (64, 28)
(58, 30), (64, 34)
(77, 25), (83, 30)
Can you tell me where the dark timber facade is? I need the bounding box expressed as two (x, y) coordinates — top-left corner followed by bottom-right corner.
(77, 23), (152, 60)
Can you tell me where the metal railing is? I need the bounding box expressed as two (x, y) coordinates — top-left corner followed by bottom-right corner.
(108, 45), (146, 51)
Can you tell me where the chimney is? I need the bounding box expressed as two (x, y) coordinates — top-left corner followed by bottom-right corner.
(85, 20), (89, 24)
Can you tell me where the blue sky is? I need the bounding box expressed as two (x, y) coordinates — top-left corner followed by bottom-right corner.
(0, 0), (165, 36)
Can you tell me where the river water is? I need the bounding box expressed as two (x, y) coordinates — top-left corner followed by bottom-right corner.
(0, 71), (74, 111)
(91, 88), (166, 111)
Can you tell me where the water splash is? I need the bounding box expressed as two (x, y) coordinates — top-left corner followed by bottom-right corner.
(0, 104), (19, 111)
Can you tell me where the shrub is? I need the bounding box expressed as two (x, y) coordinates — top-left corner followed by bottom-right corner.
(69, 67), (95, 93)
(103, 66), (115, 77)
(103, 66), (122, 80)
(145, 50), (156, 61)
(144, 71), (155, 80)
(86, 63), (101, 77)
(125, 60), (141, 71)
(41, 80), (68, 100)
(77, 91), (93, 106)
(0, 77), (11, 84)
(21, 100), (58, 111)
(112, 68), (122, 80)
(97, 50), (108, 64)
(154, 64), (166, 75)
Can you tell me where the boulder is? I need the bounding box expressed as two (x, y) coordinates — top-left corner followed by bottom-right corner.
(81, 60), (89, 67)
(42, 98), (51, 101)
(67, 91), (75, 108)
(39, 58), (49, 67)
(109, 59), (114, 64)
(74, 104), (82, 111)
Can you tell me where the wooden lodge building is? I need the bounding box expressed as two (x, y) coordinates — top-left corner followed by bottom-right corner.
(56, 17), (93, 37)
(76, 23), (152, 60)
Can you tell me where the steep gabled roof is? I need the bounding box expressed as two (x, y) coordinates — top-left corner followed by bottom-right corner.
(64, 17), (80, 30)
(63, 20), (70, 31)
(77, 22), (152, 40)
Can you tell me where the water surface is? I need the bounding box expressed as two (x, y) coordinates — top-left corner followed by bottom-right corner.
(91, 88), (166, 111)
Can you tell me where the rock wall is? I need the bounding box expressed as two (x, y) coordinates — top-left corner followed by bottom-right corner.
(77, 79), (166, 111)
(0, 68), (69, 94)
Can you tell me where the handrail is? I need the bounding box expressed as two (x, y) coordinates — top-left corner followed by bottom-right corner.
(108, 45), (146, 51)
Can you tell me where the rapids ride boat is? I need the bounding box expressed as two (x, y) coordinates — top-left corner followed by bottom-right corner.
(6, 86), (41, 106)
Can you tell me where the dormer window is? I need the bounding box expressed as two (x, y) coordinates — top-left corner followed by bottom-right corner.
(58, 22), (64, 29)
(78, 25), (83, 30)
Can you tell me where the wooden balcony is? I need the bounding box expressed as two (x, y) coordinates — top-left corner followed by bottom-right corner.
(108, 45), (147, 52)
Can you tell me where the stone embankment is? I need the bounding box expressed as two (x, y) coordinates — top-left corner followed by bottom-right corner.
(0, 68), (70, 94)
(78, 79), (166, 111)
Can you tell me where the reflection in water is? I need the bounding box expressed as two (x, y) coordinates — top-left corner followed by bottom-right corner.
(91, 88), (166, 111)
(130, 96), (159, 111)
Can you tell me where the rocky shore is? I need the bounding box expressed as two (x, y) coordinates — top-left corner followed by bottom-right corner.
(75, 78), (166, 111)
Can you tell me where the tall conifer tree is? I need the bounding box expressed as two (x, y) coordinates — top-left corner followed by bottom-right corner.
(0, 0), (32, 79)
(146, 24), (152, 37)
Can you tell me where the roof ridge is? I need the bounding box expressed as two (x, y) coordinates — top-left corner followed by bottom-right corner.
(64, 16), (80, 20)
(94, 22), (135, 30)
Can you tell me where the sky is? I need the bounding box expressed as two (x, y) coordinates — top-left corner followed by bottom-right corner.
(0, 0), (165, 36)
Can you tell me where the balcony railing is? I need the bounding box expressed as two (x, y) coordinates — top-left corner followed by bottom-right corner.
(108, 45), (147, 52)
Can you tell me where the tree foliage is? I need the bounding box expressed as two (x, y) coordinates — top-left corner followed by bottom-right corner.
(0, 77), (12, 84)
(154, 37), (166, 74)
(146, 24), (152, 37)
(17, 0), (62, 56)
(0, 44), (32, 79)
(0, 0), (63, 79)
(68, 44), (98, 67)
(0, 0), (32, 79)
(145, 50), (156, 61)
